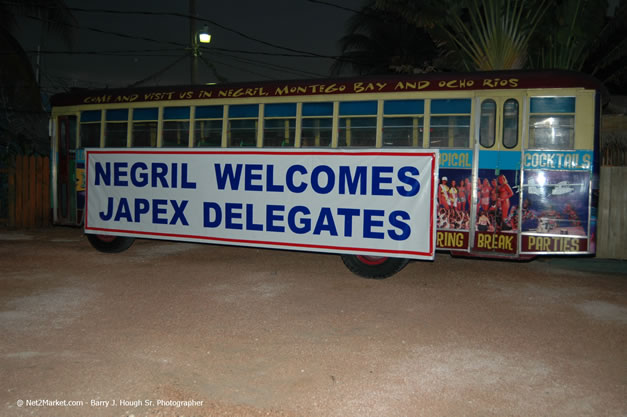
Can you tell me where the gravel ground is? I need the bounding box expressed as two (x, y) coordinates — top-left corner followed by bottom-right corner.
(0, 227), (626, 417)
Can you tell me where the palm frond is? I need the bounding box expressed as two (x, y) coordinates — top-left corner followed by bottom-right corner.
(443, 0), (548, 70)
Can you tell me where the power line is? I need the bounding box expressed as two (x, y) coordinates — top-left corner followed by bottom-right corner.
(64, 6), (330, 58)
(19, 11), (344, 82)
(14, 47), (339, 59)
(42, 73), (110, 90)
(9, 2), (336, 59)
(305, 0), (364, 15)
(4, 2), (366, 87)
(210, 47), (337, 60)
(305, 0), (381, 19)
(21, 13), (189, 49)
(14, 48), (184, 57)
(199, 55), (279, 81)
(212, 51), (326, 78)
(16, 14), (334, 86)
(128, 54), (189, 87)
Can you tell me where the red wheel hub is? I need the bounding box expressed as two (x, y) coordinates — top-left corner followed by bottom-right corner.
(356, 255), (388, 266)
(95, 234), (116, 243)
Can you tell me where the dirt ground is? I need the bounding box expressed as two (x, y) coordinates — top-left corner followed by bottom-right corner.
(1, 227), (626, 417)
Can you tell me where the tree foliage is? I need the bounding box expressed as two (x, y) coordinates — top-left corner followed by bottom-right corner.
(371, 0), (550, 70)
(0, 0), (75, 156)
(339, 0), (627, 93)
(530, 0), (608, 70)
(0, 0), (75, 46)
(581, 0), (627, 92)
(444, 0), (548, 70)
(331, 0), (441, 75)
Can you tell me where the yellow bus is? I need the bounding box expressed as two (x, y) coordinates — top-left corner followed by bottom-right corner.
(50, 70), (601, 278)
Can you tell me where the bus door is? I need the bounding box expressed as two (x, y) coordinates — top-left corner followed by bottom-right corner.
(55, 115), (78, 225)
(472, 93), (524, 255)
(519, 93), (594, 255)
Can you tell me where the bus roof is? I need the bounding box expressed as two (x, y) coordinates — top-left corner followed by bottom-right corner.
(50, 70), (602, 108)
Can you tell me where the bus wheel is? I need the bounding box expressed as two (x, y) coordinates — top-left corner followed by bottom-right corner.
(341, 254), (409, 279)
(86, 234), (135, 253)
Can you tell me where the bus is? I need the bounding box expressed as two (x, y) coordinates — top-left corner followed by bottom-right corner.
(49, 70), (601, 278)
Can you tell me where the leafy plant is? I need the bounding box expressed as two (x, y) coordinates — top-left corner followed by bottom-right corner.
(444, 0), (549, 70)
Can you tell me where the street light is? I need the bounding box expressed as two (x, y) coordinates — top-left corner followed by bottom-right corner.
(191, 24), (211, 84)
(198, 25), (211, 44)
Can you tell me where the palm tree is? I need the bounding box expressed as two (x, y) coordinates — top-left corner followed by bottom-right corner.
(373, 0), (549, 71)
(530, 0), (608, 70)
(545, 0), (627, 94)
(332, 0), (441, 75)
(371, 0), (626, 93)
(444, 0), (549, 70)
(585, 0), (627, 94)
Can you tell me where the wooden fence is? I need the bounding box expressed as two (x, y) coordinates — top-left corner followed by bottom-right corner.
(0, 154), (50, 228)
(597, 166), (627, 259)
(598, 118), (627, 259)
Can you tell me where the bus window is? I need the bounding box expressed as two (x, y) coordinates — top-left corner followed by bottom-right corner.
(68, 117), (77, 151)
(479, 99), (496, 148)
(264, 103), (296, 147)
(383, 99), (424, 147)
(228, 104), (258, 147)
(430, 99), (471, 148)
(132, 108), (158, 147)
(80, 110), (101, 148)
(194, 105), (223, 147)
(528, 97), (575, 149)
(503, 99), (519, 149)
(301, 102), (333, 147)
(162, 107), (190, 147)
(338, 101), (377, 147)
(383, 118), (423, 146)
(105, 109), (128, 147)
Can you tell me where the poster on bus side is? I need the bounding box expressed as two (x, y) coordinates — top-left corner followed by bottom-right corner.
(520, 150), (593, 254)
(435, 150), (473, 251)
(85, 149), (439, 260)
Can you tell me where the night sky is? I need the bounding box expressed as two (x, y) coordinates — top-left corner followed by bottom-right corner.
(14, 0), (366, 94)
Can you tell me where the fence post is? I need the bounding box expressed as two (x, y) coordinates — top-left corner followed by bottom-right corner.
(43, 156), (50, 226)
(597, 166), (627, 259)
(3, 154), (51, 229)
(597, 167), (611, 257)
(15, 155), (23, 227)
(27, 154), (36, 228)
(7, 161), (15, 227)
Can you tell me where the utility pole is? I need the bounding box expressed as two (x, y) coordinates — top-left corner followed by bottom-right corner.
(189, 0), (198, 84)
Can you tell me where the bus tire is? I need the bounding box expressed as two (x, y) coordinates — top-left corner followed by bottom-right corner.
(86, 234), (135, 253)
(341, 255), (409, 279)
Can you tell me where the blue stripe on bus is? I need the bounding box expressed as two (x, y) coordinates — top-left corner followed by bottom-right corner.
(196, 105), (223, 119)
(80, 110), (101, 122)
(265, 103), (297, 117)
(530, 97), (575, 113)
(229, 104), (259, 118)
(302, 102), (333, 116)
(431, 99), (471, 114)
(479, 151), (522, 170)
(133, 108), (158, 121)
(106, 109), (128, 121)
(384, 99), (424, 115)
(339, 101), (377, 115)
(164, 107), (190, 120)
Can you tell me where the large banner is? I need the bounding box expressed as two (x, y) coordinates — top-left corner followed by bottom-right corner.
(85, 149), (438, 260)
